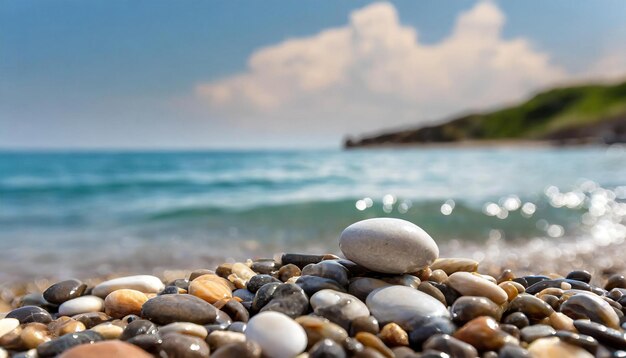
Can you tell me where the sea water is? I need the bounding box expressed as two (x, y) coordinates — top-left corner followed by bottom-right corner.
(1, 147), (625, 279)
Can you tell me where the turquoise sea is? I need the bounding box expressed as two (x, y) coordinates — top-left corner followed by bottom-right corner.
(1, 147), (625, 280)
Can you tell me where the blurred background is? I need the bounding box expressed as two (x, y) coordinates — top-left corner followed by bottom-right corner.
(1, 1), (625, 281)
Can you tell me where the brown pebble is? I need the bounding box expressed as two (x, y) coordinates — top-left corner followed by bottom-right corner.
(278, 264), (301, 282)
(605, 274), (626, 291)
(453, 316), (518, 351)
(48, 317), (85, 337)
(71, 312), (112, 328)
(91, 322), (124, 339)
(430, 258), (479, 275)
(447, 272), (508, 305)
(207, 330), (246, 351)
(296, 315), (348, 348)
(528, 337), (593, 358)
(104, 289), (148, 319)
(355, 332), (394, 358)
(20, 322), (51, 349)
(216, 263), (233, 278)
(497, 269), (515, 284)
(211, 341), (262, 358)
(189, 269), (215, 281)
(498, 282), (519, 302)
(417, 282), (447, 306)
(378, 323), (408, 347)
(189, 276), (233, 304)
(350, 316), (379, 336)
(429, 269), (448, 284)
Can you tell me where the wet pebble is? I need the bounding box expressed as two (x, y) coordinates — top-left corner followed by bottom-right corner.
(407, 316), (456, 348)
(450, 296), (502, 324)
(140, 294), (217, 325)
(91, 322), (124, 339)
(0, 318), (20, 339)
(417, 282), (447, 306)
(348, 278), (390, 302)
(119, 319), (157, 341)
(245, 311), (307, 358)
(503, 312), (530, 329)
(339, 218), (439, 274)
(498, 344), (531, 357)
(303, 260), (350, 287)
(250, 282), (280, 312)
(160, 332), (210, 358)
(430, 258), (478, 275)
(311, 289), (369, 320)
(36, 330), (103, 357)
(216, 298), (249, 322)
(246, 274), (280, 293)
(125, 333), (162, 354)
(295, 315), (348, 347)
(259, 283), (308, 318)
(6, 306), (52, 324)
(211, 341), (262, 358)
(277, 264), (301, 282)
(606, 274), (626, 291)
(310, 338), (347, 358)
(207, 330), (246, 351)
(189, 275), (233, 303)
(159, 322), (207, 339)
(158, 286), (180, 295)
(555, 330), (598, 354)
(281, 253), (326, 268)
(573, 319), (626, 350)
(422, 334), (477, 358)
(355, 332), (394, 358)
(43, 279), (86, 305)
(350, 316), (379, 336)
(453, 316), (518, 351)
(20, 322), (51, 349)
(520, 324), (556, 343)
(566, 270), (592, 284)
(250, 259), (279, 274)
(560, 292), (620, 328)
(49, 317), (85, 337)
(507, 294), (554, 321)
(297, 275), (346, 296)
(378, 323), (408, 347)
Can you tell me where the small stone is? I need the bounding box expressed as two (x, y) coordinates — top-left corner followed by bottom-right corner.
(450, 296), (502, 324)
(281, 253), (327, 268)
(498, 282), (519, 302)
(500, 324), (521, 340)
(43, 279), (87, 304)
(302, 260), (350, 287)
(520, 324), (556, 343)
(18, 293), (56, 311)
(525, 279), (591, 295)
(6, 306), (52, 324)
(355, 332), (394, 358)
(311, 289), (369, 320)
(215, 298), (249, 322)
(430, 258), (478, 275)
(159, 322), (208, 339)
(503, 312), (529, 329)
(453, 316), (518, 351)
(548, 312), (575, 332)
(160, 333), (210, 358)
(245, 311), (307, 358)
(92, 275), (164, 298)
(36, 330), (103, 357)
(158, 286), (180, 295)
(606, 274), (626, 291)
(378, 323), (408, 347)
(58, 340), (152, 358)
(91, 322), (124, 339)
(141, 294), (218, 325)
(189, 269), (215, 281)
(429, 270), (448, 284)
(430, 282), (461, 306)
(70, 312), (111, 328)
(497, 270), (515, 284)
(20, 323), (51, 349)
(507, 294), (554, 320)
(366, 286), (449, 328)
(189, 276), (233, 304)
(348, 278), (391, 302)
(296, 315), (348, 347)
(212, 341), (262, 358)
(119, 319), (157, 341)
(499, 344), (531, 357)
(350, 316), (380, 337)
(278, 264), (302, 282)
(297, 275), (347, 296)
(339, 218), (439, 274)
(104, 289), (148, 319)
(125, 333), (162, 354)
(251, 282), (280, 312)
(207, 330), (246, 350)
(0, 318), (20, 339)
(247, 274), (281, 293)
(422, 334), (477, 358)
(260, 283), (308, 318)
(560, 292), (620, 329)
(0, 324), (22, 350)
(527, 337), (594, 358)
(407, 317), (456, 348)
(309, 338), (347, 358)
(251, 259), (280, 274)
(48, 317), (85, 337)
(566, 271), (592, 284)
(233, 289), (255, 302)
(59, 296), (104, 316)
(231, 263), (257, 284)
(227, 321), (247, 333)
(447, 272), (508, 305)
(573, 319), (626, 350)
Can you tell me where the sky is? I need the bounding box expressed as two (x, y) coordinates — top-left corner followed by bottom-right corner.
(2, 0), (626, 149)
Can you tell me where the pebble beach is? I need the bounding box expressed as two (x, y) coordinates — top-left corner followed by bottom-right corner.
(1, 218), (626, 357)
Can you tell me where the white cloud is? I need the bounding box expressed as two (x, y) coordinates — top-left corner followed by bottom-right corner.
(195, 1), (571, 139)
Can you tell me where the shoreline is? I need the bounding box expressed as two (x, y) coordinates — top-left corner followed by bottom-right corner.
(344, 139), (617, 150)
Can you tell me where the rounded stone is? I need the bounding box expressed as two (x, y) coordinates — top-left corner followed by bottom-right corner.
(20, 322), (51, 349)
(422, 334), (477, 358)
(430, 258), (478, 275)
(447, 272), (508, 305)
(573, 320), (626, 350)
(6, 306), (52, 324)
(297, 275), (347, 296)
(450, 296), (502, 324)
(59, 296), (104, 316)
(189, 277), (233, 304)
(408, 317), (456, 349)
(92, 275), (164, 298)
(606, 274), (626, 291)
(348, 278), (391, 302)
(91, 322), (124, 339)
(119, 319), (157, 341)
(245, 311), (307, 358)
(48, 317), (86, 337)
(355, 332), (394, 358)
(311, 289), (369, 320)
(350, 316), (380, 336)
(296, 315), (349, 347)
(160, 333), (210, 358)
(259, 283), (309, 318)
(36, 331), (104, 357)
(503, 312), (530, 329)
(527, 337), (594, 358)
(140, 294), (218, 325)
(520, 324), (556, 343)
(160, 322), (208, 339)
(0, 318), (20, 339)
(366, 286), (449, 328)
(379, 323), (409, 347)
(302, 260), (350, 287)
(246, 274), (281, 293)
(560, 292), (620, 329)
(58, 340), (152, 358)
(70, 312), (111, 328)
(453, 316), (518, 351)
(310, 338), (347, 358)
(104, 289), (148, 319)
(43, 279), (87, 305)
(211, 341), (262, 358)
(339, 218), (439, 274)
(207, 330), (246, 351)
(566, 271), (592, 284)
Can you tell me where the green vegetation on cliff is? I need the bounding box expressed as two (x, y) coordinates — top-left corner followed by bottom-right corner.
(345, 80), (626, 147)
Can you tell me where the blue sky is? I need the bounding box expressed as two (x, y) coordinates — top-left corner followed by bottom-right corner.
(2, 0), (626, 149)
